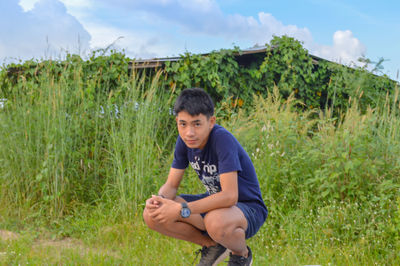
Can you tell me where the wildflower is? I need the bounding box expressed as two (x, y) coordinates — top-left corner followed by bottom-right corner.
(268, 122), (274, 132)
(268, 144), (274, 150)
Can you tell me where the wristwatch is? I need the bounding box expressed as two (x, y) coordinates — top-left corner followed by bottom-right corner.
(180, 202), (191, 218)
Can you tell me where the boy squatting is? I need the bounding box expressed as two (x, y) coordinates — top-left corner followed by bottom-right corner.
(143, 88), (268, 265)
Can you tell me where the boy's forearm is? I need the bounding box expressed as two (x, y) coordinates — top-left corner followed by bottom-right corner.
(157, 168), (184, 200)
(187, 171), (239, 214)
(187, 190), (237, 215)
(158, 183), (178, 200)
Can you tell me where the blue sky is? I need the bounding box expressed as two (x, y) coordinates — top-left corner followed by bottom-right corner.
(2, 0), (399, 81)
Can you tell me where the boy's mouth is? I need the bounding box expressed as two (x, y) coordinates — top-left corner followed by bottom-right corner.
(185, 139), (198, 145)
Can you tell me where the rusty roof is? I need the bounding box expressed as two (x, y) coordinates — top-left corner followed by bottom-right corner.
(130, 46), (322, 69)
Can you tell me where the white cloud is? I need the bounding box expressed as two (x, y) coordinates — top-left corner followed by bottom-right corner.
(7, 0), (367, 67)
(92, 0), (361, 64)
(248, 12), (313, 46)
(312, 30), (366, 65)
(89, 1), (315, 50)
(0, 0), (90, 63)
(84, 22), (180, 59)
(126, 1), (365, 66)
(18, 0), (37, 11)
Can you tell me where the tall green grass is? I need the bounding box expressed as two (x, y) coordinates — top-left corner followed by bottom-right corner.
(221, 86), (400, 263)
(0, 63), (175, 221)
(103, 71), (176, 218)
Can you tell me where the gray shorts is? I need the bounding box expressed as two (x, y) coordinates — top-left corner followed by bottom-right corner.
(179, 192), (267, 239)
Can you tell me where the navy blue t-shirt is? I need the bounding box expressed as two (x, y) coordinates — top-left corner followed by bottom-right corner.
(172, 124), (268, 219)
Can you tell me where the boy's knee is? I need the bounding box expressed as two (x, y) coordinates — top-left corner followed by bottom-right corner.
(207, 223), (231, 242)
(143, 208), (156, 229)
(143, 208), (172, 231)
(204, 216), (229, 241)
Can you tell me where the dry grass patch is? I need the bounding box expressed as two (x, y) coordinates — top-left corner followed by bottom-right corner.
(32, 236), (122, 260)
(0, 230), (19, 241)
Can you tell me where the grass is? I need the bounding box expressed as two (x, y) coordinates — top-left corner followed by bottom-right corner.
(1, 211), (399, 265)
(0, 59), (399, 264)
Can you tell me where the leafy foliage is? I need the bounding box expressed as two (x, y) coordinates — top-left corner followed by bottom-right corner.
(162, 36), (397, 112)
(1, 50), (131, 100)
(163, 48), (243, 102)
(2, 36), (397, 113)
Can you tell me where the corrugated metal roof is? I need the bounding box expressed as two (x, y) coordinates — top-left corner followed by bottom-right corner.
(130, 46), (322, 69)
(131, 57), (181, 69)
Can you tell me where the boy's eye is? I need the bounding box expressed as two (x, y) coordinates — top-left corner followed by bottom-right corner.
(195, 123), (201, 127)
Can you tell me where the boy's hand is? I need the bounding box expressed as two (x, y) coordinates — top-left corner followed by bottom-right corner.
(149, 195), (181, 224)
(145, 196), (162, 213)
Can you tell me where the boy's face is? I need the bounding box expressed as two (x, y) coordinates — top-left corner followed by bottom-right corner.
(176, 111), (216, 149)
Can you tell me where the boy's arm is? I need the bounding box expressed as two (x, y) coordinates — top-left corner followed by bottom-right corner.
(145, 167), (184, 223)
(157, 167), (185, 200)
(149, 171), (238, 223)
(186, 171), (238, 214)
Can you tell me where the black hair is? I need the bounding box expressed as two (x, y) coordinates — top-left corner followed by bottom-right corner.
(173, 88), (214, 118)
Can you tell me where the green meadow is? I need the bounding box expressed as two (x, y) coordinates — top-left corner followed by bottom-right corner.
(0, 46), (399, 265)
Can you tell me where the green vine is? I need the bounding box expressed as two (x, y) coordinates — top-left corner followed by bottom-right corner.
(2, 36), (397, 113)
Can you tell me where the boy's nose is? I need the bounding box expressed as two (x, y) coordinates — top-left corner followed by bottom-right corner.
(186, 126), (195, 136)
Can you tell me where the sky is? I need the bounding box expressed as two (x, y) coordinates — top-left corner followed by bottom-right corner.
(1, 0), (399, 81)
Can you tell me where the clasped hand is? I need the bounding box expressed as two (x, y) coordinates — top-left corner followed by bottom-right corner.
(145, 195), (180, 224)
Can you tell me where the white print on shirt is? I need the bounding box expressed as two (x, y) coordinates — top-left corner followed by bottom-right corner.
(203, 163), (217, 175)
(201, 173), (221, 194)
(189, 159), (221, 194)
(190, 161), (201, 171)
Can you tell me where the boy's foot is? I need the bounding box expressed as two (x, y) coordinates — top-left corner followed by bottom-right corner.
(227, 246), (252, 266)
(196, 243), (229, 266)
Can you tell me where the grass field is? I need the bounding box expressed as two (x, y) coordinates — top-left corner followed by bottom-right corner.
(1, 208), (398, 265)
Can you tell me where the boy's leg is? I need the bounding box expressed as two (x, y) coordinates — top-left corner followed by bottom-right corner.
(203, 206), (249, 257)
(143, 197), (216, 247)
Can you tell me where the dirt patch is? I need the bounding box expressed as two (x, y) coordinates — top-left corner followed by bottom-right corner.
(0, 230), (19, 241)
(0, 230), (120, 259)
(33, 237), (121, 259)
(34, 237), (83, 249)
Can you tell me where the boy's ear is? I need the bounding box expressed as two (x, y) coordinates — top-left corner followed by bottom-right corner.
(209, 116), (216, 126)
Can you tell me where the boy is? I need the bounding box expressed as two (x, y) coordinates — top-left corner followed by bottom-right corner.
(143, 88), (267, 265)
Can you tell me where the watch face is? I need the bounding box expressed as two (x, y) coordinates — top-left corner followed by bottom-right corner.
(181, 208), (191, 218)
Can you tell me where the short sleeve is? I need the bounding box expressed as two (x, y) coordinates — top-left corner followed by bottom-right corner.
(215, 132), (242, 174)
(171, 136), (189, 169)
